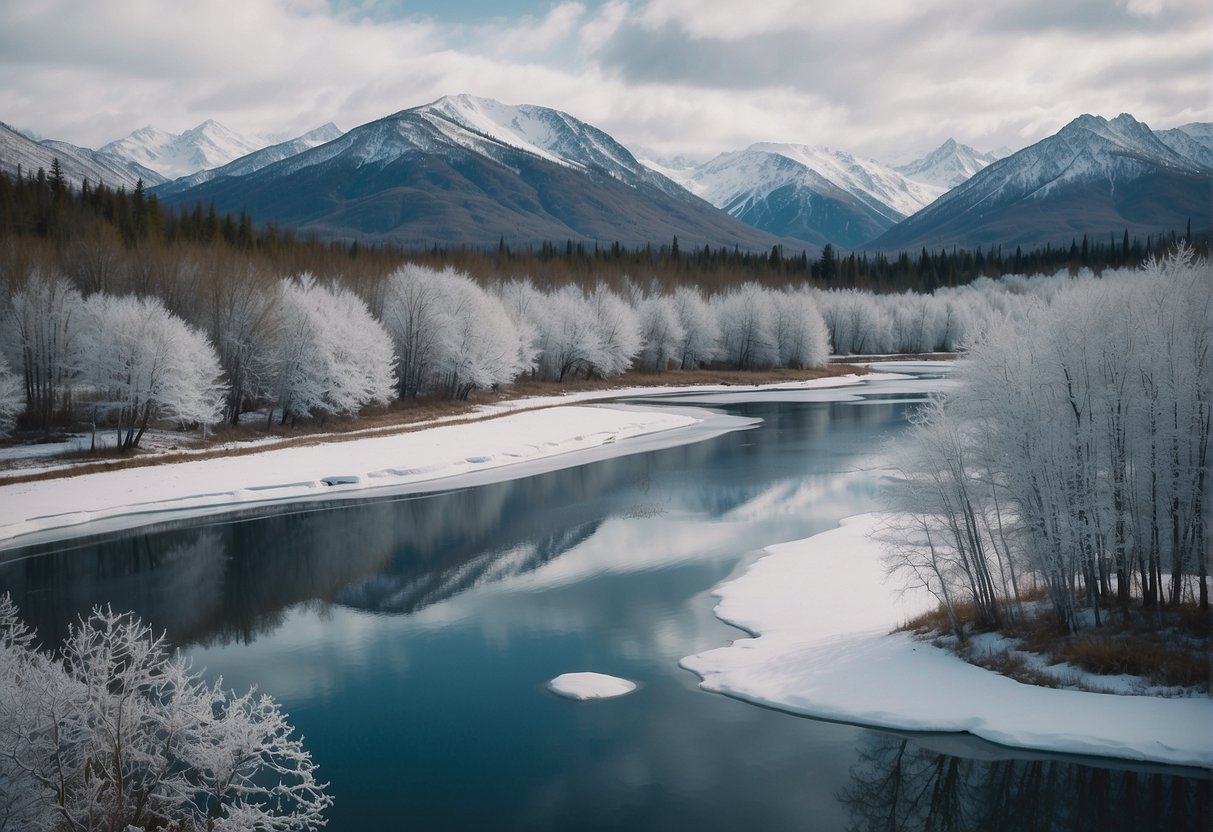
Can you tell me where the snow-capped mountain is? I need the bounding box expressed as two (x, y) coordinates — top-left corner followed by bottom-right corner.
(157, 95), (794, 251)
(421, 95), (686, 194)
(155, 123), (343, 196)
(894, 139), (1004, 189)
(101, 120), (272, 180)
(663, 143), (944, 249)
(871, 113), (1212, 250)
(0, 121), (163, 189)
(1155, 122), (1213, 170)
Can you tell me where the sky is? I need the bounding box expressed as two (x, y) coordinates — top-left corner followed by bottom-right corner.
(1, 0), (1209, 164)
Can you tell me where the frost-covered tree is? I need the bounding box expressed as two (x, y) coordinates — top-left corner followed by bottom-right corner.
(635, 293), (686, 373)
(271, 275), (395, 423)
(884, 246), (1213, 631)
(772, 290), (831, 368)
(715, 283), (778, 370)
(433, 273), (524, 398)
(819, 289), (892, 356)
(381, 265), (524, 398)
(380, 264), (447, 399)
(492, 278), (544, 377)
(77, 293), (226, 449)
(586, 282), (642, 377)
(204, 263), (280, 425)
(2, 271), (82, 430)
(671, 286), (719, 369)
(0, 357), (23, 437)
(0, 595), (331, 832)
(534, 284), (600, 382)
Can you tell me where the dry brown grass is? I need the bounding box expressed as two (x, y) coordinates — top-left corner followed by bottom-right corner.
(1052, 634), (1209, 689)
(903, 596), (1211, 693)
(0, 364), (866, 486)
(957, 644), (1062, 689)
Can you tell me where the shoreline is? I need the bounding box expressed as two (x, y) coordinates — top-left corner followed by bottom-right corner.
(0, 366), (871, 485)
(681, 513), (1213, 770)
(0, 372), (891, 548)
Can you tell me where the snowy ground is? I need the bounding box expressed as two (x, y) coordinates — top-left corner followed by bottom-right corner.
(0, 405), (703, 546)
(681, 513), (1213, 770)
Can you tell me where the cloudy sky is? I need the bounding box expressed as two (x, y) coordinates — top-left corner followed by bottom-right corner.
(2, 0), (1209, 163)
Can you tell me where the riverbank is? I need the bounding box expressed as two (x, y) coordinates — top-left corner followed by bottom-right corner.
(0, 371), (889, 547)
(0, 365), (866, 482)
(681, 513), (1213, 770)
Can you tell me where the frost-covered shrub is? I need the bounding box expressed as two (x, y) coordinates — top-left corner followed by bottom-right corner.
(0, 595), (331, 831)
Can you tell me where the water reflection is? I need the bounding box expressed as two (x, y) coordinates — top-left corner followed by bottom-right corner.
(0, 399), (903, 650)
(838, 734), (1211, 832)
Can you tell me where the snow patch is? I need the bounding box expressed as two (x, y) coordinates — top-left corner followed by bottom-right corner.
(0, 405), (700, 546)
(547, 672), (637, 700)
(682, 513), (1213, 769)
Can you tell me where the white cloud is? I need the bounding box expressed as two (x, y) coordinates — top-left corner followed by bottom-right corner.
(0, 0), (1207, 163)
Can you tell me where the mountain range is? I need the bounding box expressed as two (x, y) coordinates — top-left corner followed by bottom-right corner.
(871, 114), (1212, 250)
(0, 121), (162, 190)
(3, 98), (1209, 253)
(150, 95), (793, 250)
(655, 143), (948, 249)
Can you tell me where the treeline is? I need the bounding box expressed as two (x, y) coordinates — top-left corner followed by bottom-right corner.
(0, 263), (835, 443)
(883, 245), (1211, 628)
(1, 164), (1204, 295)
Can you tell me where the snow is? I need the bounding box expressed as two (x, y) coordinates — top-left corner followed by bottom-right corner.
(683, 143), (944, 226)
(101, 120), (269, 179)
(0, 404), (702, 546)
(681, 513), (1213, 769)
(748, 142), (945, 218)
(547, 672), (637, 700)
(894, 139), (1001, 189)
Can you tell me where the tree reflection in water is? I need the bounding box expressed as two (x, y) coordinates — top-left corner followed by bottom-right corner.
(837, 734), (1211, 832)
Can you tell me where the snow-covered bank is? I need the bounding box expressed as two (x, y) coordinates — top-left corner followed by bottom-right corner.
(681, 513), (1213, 769)
(0, 405), (704, 547)
(0, 373), (888, 546)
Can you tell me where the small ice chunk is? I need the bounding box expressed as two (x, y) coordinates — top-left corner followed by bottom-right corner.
(547, 672), (637, 700)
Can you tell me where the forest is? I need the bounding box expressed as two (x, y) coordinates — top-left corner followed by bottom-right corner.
(884, 246), (1210, 631)
(1, 164), (1204, 445)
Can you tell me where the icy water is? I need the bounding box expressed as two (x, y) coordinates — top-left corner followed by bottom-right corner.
(2, 381), (1208, 831)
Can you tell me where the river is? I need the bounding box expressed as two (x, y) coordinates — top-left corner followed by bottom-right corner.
(1, 377), (1207, 830)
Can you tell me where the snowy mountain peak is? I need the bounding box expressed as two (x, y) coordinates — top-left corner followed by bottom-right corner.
(735, 142), (945, 219)
(102, 121), (271, 180)
(344, 93), (688, 198)
(895, 139), (1001, 189)
(1155, 122), (1213, 169)
(871, 111), (1212, 250)
(301, 123), (342, 143)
